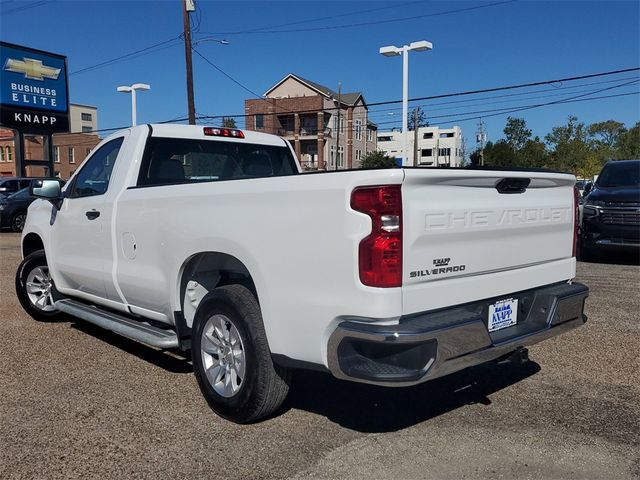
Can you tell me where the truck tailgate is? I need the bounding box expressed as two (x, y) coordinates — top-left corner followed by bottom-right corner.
(402, 168), (576, 315)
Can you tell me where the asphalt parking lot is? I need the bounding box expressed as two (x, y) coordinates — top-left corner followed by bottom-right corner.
(1, 232), (638, 480)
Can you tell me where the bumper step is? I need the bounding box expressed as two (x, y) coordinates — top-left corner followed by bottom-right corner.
(56, 299), (179, 349)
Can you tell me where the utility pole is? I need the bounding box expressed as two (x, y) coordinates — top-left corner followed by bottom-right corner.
(182, 0), (196, 124)
(335, 83), (341, 171)
(476, 118), (487, 166)
(412, 108), (419, 167)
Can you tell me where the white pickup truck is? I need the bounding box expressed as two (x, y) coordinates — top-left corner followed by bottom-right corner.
(17, 124), (588, 423)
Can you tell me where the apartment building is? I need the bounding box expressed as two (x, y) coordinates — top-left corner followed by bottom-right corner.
(245, 74), (377, 170)
(69, 103), (98, 134)
(377, 126), (464, 167)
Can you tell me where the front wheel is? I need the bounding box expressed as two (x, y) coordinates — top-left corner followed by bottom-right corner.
(191, 284), (291, 423)
(15, 249), (61, 321)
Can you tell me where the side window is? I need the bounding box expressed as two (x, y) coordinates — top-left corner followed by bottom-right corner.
(69, 137), (124, 198)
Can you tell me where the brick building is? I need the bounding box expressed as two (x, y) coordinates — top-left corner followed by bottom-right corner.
(245, 74), (377, 171)
(0, 129), (100, 179)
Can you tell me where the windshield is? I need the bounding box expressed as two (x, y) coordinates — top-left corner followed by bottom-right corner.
(596, 162), (640, 188)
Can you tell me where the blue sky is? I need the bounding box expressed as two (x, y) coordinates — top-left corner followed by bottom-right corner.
(1, 0), (639, 145)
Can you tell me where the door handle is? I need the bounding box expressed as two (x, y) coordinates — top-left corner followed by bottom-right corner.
(86, 210), (100, 220)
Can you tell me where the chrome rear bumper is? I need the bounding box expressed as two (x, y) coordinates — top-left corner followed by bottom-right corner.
(327, 282), (588, 387)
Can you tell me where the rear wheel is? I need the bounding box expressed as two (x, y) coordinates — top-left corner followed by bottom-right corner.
(15, 249), (61, 321)
(11, 211), (26, 232)
(191, 284), (291, 423)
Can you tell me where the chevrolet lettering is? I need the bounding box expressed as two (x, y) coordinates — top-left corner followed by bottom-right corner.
(16, 124), (588, 423)
(425, 206), (571, 230)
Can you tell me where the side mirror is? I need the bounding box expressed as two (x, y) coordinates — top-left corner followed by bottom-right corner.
(30, 179), (63, 208)
(583, 182), (592, 196)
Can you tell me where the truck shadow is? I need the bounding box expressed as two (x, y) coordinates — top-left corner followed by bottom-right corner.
(285, 359), (540, 433)
(71, 320), (193, 374)
(70, 319), (540, 432)
(578, 251), (640, 266)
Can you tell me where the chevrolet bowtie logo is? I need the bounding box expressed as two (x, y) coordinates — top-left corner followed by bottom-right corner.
(4, 57), (61, 81)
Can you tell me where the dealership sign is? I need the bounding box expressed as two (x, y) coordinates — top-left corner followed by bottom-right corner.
(0, 42), (69, 133)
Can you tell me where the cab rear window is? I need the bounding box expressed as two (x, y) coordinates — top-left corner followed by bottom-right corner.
(137, 137), (297, 187)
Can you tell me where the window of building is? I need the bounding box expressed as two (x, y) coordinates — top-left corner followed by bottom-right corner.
(81, 112), (92, 121)
(82, 126), (92, 133)
(54, 171), (60, 178)
(0, 147), (4, 162)
(54, 146), (60, 163)
(70, 137), (124, 198)
(438, 148), (451, 157)
(440, 132), (454, 138)
(355, 149), (362, 162)
(421, 148), (432, 157)
(338, 146), (344, 168)
(378, 136), (393, 142)
(422, 132), (433, 139)
(6, 146), (12, 161)
(354, 119), (362, 140)
(68, 147), (75, 164)
(255, 114), (264, 129)
(330, 145), (335, 167)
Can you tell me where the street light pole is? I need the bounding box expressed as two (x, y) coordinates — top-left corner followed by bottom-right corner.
(380, 40), (433, 167)
(117, 83), (151, 126)
(402, 44), (409, 167)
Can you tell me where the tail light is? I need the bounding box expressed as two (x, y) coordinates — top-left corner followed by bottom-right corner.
(203, 127), (245, 138)
(351, 185), (402, 287)
(573, 185), (579, 257)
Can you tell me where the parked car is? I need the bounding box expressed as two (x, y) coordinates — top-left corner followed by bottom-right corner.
(581, 159), (640, 257)
(0, 182), (64, 232)
(16, 124), (588, 423)
(575, 179), (588, 197)
(0, 177), (32, 199)
(0, 176), (59, 199)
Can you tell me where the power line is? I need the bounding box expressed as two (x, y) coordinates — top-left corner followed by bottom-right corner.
(202, 0), (517, 35)
(192, 67), (640, 122)
(191, 47), (264, 99)
(69, 36), (182, 76)
(369, 80), (640, 124)
(68, 67), (640, 135)
(1, 0), (54, 16)
(366, 75), (640, 117)
(205, 1), (426, 35)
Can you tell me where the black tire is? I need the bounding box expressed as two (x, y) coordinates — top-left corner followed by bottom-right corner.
(11, 211), (27, 232)
(15, 249), (61, 321)
(191, 284), (291, 423)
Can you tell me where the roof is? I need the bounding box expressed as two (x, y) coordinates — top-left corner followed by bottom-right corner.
(265, 73), (366, 107)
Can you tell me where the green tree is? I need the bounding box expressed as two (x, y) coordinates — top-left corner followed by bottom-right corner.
(518, 137), (549, 168)
(483, 140), (514, 167)
(503, 117), (532, 151)
(360, 150), (398, 169)
(615, 122), (640, 159)
(545, 115), (590, 173)
(221, 117), (237, 128)
(588, 120), (625, 148)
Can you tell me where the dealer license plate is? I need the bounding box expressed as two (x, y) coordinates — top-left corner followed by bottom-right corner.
(488, 298), (518, 332)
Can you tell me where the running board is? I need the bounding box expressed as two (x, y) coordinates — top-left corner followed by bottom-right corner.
(56, 299), (179, 349)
